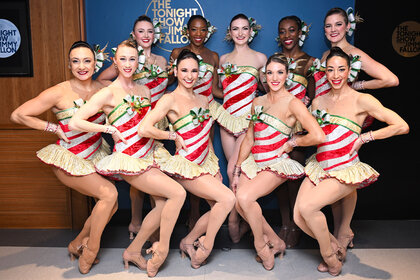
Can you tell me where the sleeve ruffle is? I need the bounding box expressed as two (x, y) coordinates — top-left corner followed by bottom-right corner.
(241, 154), (304, 180)
(94, 144), (160, 177)
(36, 141), (110, 176)
(154, 146), (219, 179)
(305, 154), (379, 189)
(212, 105), (249, 136)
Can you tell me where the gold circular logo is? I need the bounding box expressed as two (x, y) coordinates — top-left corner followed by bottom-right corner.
(392, 21), (420, 57)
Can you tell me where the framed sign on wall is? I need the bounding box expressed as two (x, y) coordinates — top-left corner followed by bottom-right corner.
(0, 0), (33, 77)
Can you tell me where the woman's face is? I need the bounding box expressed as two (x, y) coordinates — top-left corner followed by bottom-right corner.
(230, 18), (250, 45)
(115, 45), (138, 78)
(175, 57), (199, 89)
(187, 18), (208, 47)
(69, 47), (95, 81)
(278, 19), (301, 50)
(133, 20), (154, 48)
(324, 14), (349, 44)
(326, 56), (349, 90)
(266, 61), (288, 92)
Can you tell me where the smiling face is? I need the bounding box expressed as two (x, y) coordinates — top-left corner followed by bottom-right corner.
(115, 45), (138, 78)
(278, 18), (301, 50)
(175, 57), (199, 89)
(132, 20), (154, 48)
(69, 47), (95, 81)
(324, 13), (349, 44)
(266, 61), (288, 92)
(230, 18), (251, 45)
(326, 56), (349, 89)
(187, 18), (208, 47)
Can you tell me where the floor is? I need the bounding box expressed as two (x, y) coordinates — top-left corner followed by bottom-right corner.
(1, 220), (420, 279)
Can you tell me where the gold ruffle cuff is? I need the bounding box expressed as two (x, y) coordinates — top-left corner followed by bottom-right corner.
(154, 146), (219, 179)
(213, 105), (249, 136)
(241, 154), (304, 180)
(36, 141), (111, 176)
(305, 154), (379, 189)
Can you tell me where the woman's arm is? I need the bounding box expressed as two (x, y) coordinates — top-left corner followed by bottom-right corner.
(351, 48), (399, 89)
(350, 93), (409, 153)
(96, 64), (118, 86)
(211, 52), (223, 99)
(167, 48), (180, 86)
(10, 85), (69, 142)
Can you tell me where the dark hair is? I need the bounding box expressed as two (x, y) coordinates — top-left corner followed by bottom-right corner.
(278, 15), (302, 32)
(177, 49), (199, 66)
(266, 53), (289, 73)
(132, 15), (153, 32)
(326, 46), (350, 67)
(115, 39), (137, 55)
(187, 15), (207, 29)
(229, 13), (249, 28)
(324, 7), (348, 24)
(68, 41), (95, 57)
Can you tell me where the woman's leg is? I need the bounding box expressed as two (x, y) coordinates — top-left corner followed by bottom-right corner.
(335, 190), (357, 248)
(129, 187), (145, 239)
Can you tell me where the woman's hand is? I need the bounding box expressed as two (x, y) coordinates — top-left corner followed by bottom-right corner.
(215, 171), (223, 182)
(231, 174), (239, 194)
(350, 137), (363, 155)
(56, 126), (70, 143)
(174, 134), (187, 153)
(277, 141), (294, 157)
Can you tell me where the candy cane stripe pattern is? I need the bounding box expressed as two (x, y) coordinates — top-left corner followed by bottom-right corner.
(194, 63), (214, 104)
(108, 95), (154, 158)
(133, 65), (168, 108)
(172, 108), (212, 165)
(56, 99), (105, 159)
(219, 65), (258, 117)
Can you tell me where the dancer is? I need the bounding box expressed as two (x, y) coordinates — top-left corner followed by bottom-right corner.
(138, 49), (235, 269)
(233, 54), (324, 270)
(274, 15), (316, 248)
(169, 14), (221, 230)
(294, 47), (409, 276)
(97, 15), (168, 240)
(215, 13), (266, 243)
(315, 7), (399, 252)
(69, 40), (186, 277)
(10, 41), (118, 274)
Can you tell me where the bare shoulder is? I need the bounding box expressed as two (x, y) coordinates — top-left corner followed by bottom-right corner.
(92, 80), (105, 91)
(219, 52), (231, 65)
(154, 54), (168, 67)
(321, 50), (329, 62)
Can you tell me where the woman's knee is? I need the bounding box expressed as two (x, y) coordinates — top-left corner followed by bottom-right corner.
(236, 188), (253, 210)
(172, 184), (187, 202)
(221, 189), (236, 210)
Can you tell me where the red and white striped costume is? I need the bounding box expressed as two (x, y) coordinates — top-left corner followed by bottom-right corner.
(133, 65), (168, 108)
(36, 98), (110, 176)
(214, 64), (259, 136)
(154, 108), (219, 179)
(305, 111), (379, 188)
(286, 54), (313, 102)
(240, 106), (304, 179)
(95, 95), (157, 177)
(194, 63), (214, 103)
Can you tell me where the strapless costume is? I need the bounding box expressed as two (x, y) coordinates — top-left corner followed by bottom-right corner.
(213, 64), (259, 136)
(240, 106), (304, 179)
(193, 62), (220, 116)
(305, 110), (379, 188)
(154, 108), (219, 179)
(37, 99), (110, 176)
(95, 95), (161, 176)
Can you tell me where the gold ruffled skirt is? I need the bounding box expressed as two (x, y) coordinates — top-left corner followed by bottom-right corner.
(36, 141), (110, 176)
(154, 146), (219, 179)
(305, 154), (379, 189)
(95, 142), (162, 176)
(156, 116), (169, 131)
(212, 105), (249, 136)
(241, 154), (304, 180)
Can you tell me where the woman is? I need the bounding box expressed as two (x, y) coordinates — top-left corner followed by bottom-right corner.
(69, 40), (186, 277)
(315, 7), (399, 253)
(294, 47), (409, 276)
(98, 15), (168, 240)
(10, 41), (118, 274)
(138, 49), (235, 269)
(274, 15), (316, 248)
(215, 13), (267, 243)
(232, 54), (324, 270)
(169, 14), (222, 230)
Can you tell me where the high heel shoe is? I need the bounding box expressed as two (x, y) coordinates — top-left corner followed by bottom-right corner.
(191, 236), (211, 269)
(338, 233), (355, 249)
(122, 249), (146, 270)
(330, 234), (346, 261)
(146, 242), (168, 277)
(322, 251), (343, 277)
(78, 238), (98, 274)
(255, 234), (285, 263)
(179, 238), (195, 260)
(68, 239), (99, 264)
(256, 243), (275, 270)
(128, 223), (141, 241)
